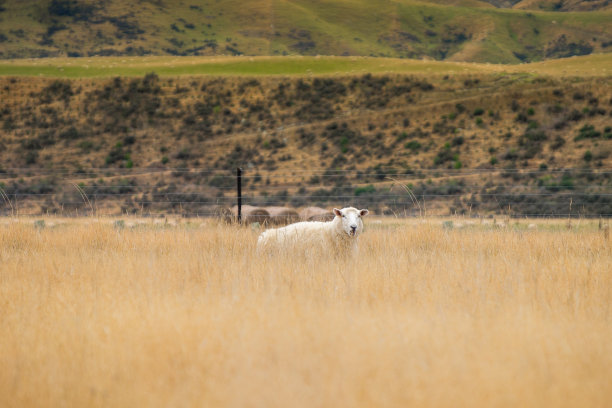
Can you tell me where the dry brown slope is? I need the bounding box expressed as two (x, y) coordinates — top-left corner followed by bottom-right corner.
(0, 71), (611, 215)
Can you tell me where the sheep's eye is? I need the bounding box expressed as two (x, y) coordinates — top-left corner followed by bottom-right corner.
(342, 215), (345, 218)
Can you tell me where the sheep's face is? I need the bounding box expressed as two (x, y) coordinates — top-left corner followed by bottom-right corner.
(333, 207), (369, 237)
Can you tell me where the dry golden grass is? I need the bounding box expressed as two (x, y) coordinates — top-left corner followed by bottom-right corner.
(1, 218), (611, 407)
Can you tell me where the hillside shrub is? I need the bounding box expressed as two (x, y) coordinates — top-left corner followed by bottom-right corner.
(559, 174), (574, 190)
(105, 144), (128, 165)
(208, 175), (233, 188)
(49, 0), (96, 20)
(515, 113), (528, 123)
(308, 176), (320, 185)
(518, 129), (546, 159)
(553, 118), (568, 130)
(433, 144), (457, 166)
(522, 130), (546, 142)
(575, 125), (601, 141)
(451, 136), (464, 146)
(548, 103), (564, 114)
(21, 138), (41, 150)
(36, 131), (56, 147)
(354, 185), (376, 196)
(432, 121), (455, 135)
(405, 141), (421, 151)
(58, 126), (82, 140)
(78, 141), (94, 152)
(40, 80), (73, 104)
(527, 120), (539, 130)
(3, 117), (14, 131)
(567, 109), (583, 122)
(24, 151), (38, 164)
(109, 16), (144, 39)
(551, 136), (566, 150)
(339, 137), (349, 153)
(502, 149), (518, 161)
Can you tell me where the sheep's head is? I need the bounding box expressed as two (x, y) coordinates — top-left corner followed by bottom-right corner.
(333, 207), (369, 237)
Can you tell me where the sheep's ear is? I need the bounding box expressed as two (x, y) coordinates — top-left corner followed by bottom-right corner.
(333, 208), (343, 217)
(359, 209), (369, 217)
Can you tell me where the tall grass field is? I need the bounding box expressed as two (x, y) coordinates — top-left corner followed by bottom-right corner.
(1, 218), (611, 407)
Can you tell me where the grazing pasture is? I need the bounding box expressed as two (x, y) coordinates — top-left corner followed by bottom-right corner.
(0, 217), (611, 407)
(1, 54), (612, 77)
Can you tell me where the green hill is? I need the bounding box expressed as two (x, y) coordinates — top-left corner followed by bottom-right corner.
(0, 0), (611, 63)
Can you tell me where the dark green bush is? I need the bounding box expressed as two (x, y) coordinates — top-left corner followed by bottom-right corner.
(404, 141), (421, 151)
(551, 136), (566, 150)
(24, 151), (38, 164)
(59, 126), (82, 140)
(575, 125), (601, 141)
(78, 141), (94, 152)
(451, 136), (464, 146)
(433, 145), (457, 165)
(21, 138), (42, 150)
(354, 185), (376, 196)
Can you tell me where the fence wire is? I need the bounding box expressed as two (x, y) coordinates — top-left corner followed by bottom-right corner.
(1, 167), (611, 218)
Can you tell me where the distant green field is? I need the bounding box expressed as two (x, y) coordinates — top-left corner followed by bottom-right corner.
(0, 56), (484, 77)
(0, 54), (611, 78)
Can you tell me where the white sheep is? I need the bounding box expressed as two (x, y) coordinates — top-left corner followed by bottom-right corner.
(257, 207), (369, 257)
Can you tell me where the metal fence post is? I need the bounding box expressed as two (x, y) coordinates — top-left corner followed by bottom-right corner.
(237, 167), (242, 224)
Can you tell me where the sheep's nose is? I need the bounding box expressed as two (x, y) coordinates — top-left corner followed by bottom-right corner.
(350, 225), (357, 232)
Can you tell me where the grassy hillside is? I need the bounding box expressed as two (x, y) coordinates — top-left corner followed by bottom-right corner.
(0, 0), (611, 63)
(513, 0), (612, 11)
(1, 64), (611, 216)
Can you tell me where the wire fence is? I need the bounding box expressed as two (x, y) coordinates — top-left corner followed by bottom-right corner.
(1, 167), (612, 218)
